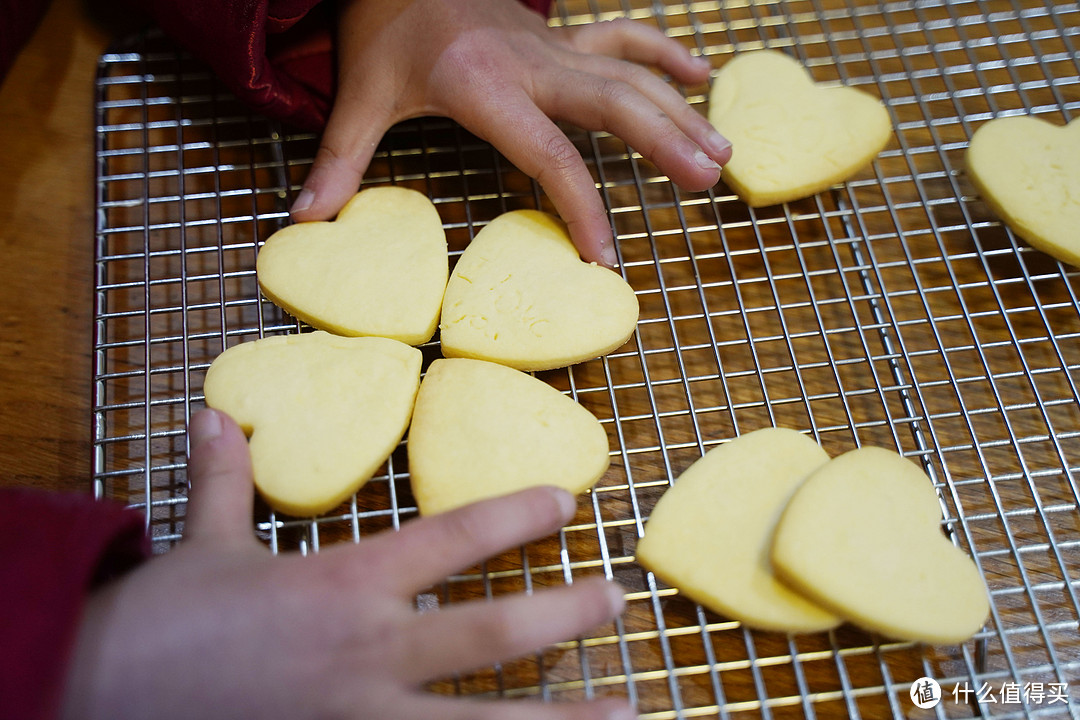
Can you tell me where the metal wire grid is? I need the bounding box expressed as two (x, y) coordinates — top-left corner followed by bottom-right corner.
(91, 0), (1079, 717)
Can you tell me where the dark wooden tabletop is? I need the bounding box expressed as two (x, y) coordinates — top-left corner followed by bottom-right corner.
(0, 0), (114, 493)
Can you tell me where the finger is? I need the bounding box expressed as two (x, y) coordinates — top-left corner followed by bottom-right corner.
(559, 55), (732, 166)
(400, 577), (626, 684)
(457, 92), (616, 267)
(289, 94), (394, 222)
(398, 693), (637, 720)
(541, 69), (724, 191)
(563, 17), (711, 86)
(184, 408), (256, 546)
(348, 486), (578, 596)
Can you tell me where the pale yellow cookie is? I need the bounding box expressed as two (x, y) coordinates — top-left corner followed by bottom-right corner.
(772, 447), (990, 644)
(203, 331), (422, 516)
(708, 49), (892, 206)
(407, 358), (610, 515)
(439, 210), (639, 371)
(256, 186), (448, 345)
(637, 428), (842, 633)
(967, 115), (1080, 266)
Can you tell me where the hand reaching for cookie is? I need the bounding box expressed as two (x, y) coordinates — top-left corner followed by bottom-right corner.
(290, 0), (731, 268)
(61, 409), (632, 720)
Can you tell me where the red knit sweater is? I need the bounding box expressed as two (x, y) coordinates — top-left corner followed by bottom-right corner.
(0, 489), (149, 720)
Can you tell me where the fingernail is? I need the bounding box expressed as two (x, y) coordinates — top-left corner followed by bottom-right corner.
(694, 150), (721, 171)
(704, 131), (732, 158)
(190, 408), (223, 443)
(606, 581), (627, 616)
(601, 242), (619, 269)
(691, 55), (712, 73)
(290, 188), (315, 214)
(551, 488), (577, 522)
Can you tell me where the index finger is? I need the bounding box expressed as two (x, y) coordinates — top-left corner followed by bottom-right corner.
(454, 88), (617, 267)
(341, 486), (578, 596)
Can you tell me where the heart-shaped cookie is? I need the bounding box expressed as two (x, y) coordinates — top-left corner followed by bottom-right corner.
(256, 186), (448, 345)
(439, 210), (639, 371)
(203, 331), (422, 517)
(407, 358), (610, 515)
(637, 427), (842, 633)
(967, 115), (1080, 266)
(708, 49), (892, 207)
(771, 447), (989, 644)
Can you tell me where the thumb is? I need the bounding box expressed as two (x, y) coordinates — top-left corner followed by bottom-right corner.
(184, 408), (257, 546)
(289, 97), (394, 222)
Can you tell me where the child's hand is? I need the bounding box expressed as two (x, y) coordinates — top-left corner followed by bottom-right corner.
(62, 409), (632, 720)
(290, 0), (731, 267)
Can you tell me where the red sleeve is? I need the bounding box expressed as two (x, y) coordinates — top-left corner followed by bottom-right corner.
(140, 0), (555, 131)
(0, 489), (149, 720)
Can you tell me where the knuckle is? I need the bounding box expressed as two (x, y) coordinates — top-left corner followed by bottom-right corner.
(535, 134), (584, 181)
(595, 77), (634, 110)
(604, 16), (641, 41)
(438, 31), (513, 94)
(313, 143), (347, 165)
(592, 16), (634, 39)
(576, 17), (650, 51)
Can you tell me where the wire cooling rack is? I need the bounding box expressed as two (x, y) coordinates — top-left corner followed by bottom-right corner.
(92, 1), (1079, 717)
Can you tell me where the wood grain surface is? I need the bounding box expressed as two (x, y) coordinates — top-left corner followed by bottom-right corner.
(0, 0), (134, 493)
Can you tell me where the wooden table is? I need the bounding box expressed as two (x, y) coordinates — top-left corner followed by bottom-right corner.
(0, 0), (137, 493)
